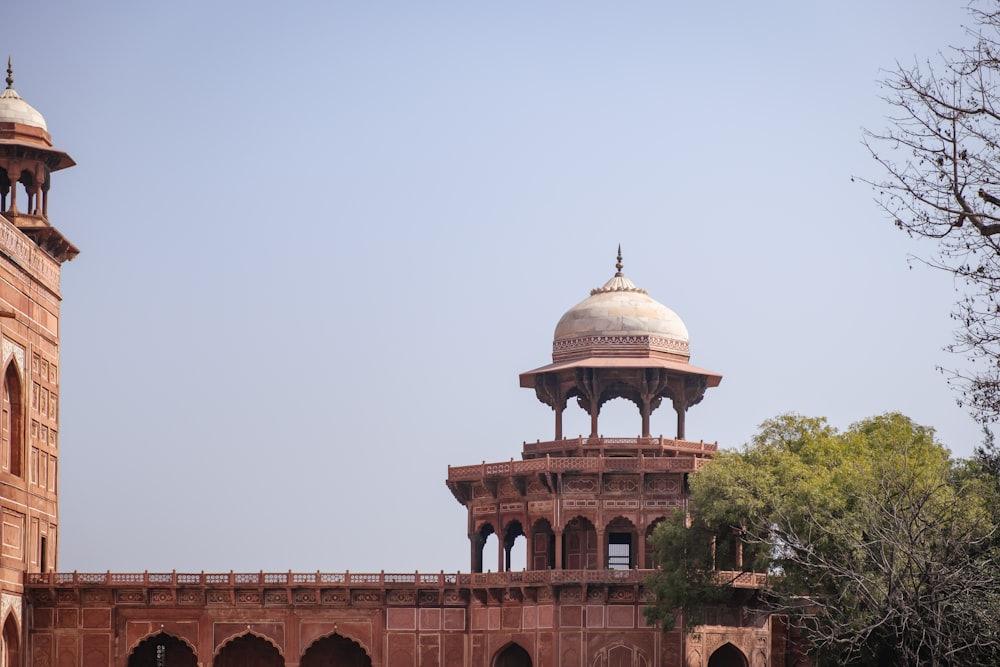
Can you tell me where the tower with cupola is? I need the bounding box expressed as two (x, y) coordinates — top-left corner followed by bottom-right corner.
(0, 58), (77, 656)
(447, 251), (724, 577)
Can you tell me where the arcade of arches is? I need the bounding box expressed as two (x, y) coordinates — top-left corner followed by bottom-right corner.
(3, 70), (797, 667)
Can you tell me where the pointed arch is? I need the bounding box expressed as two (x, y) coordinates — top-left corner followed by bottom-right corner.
(492, 641), (532, 667)
(562, 515), (597, 569)
(502, 519), (527, 571)
(127, 632), (197, 667)
(605, 515), (637, 569)
(530, 518), (555, 570)
(300, 633), (371, 667)
(707, 642), (748, 667)
(644, 516), (666, 569)
(473, 522), (498, 573)
(1, 361), (24, 477)
(2, 613), (19, 667)
(214, 632), (284, 667)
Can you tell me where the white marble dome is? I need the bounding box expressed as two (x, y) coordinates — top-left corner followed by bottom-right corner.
(0, 86), (47, 130)
(552, 265), (690, 361)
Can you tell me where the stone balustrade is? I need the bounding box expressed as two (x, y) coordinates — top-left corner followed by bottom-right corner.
(26, 568), (765, 590)
(447, 453), (710, 482)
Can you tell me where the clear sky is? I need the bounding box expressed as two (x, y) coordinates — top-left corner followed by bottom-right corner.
(3, 0), (982, 573)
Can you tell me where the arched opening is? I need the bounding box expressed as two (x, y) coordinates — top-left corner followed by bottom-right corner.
(596, 396), (641, 438)
(18, 171), (35, 216)
(2, 615), (19, 667)
(562, 388), (591, 441)
(128, 633), (197, 667)
(0, 169), (9, 211)
(707, 643), (748, 667)
(562, 516), (597, 570)
(301, 634), (370, 667)
(473, 523), (497, 573)
(644, 517), (665, 569)
(605, 516), (637, 569)
(2, 363), (23, 477)
(530, 519), (555, 570)
(714, 526), (742, 571)
(214, 634), (283, 667)
(493, 642), (531, 667)
(503, 520), (526, 572)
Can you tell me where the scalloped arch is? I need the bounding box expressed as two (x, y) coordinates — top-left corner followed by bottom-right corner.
(127, 631), (198, 662)
(300, 631), (371, 664)
(214, 629), (285, 659)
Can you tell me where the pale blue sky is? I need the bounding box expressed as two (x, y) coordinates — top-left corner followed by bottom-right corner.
(4, 1), (980, 572)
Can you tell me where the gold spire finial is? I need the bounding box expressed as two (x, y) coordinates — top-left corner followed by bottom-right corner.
(615, 245), (623, 275)
(5, 57), (12, 89)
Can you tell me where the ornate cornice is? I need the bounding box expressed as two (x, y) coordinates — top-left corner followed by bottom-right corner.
(553, 334), (689, 361)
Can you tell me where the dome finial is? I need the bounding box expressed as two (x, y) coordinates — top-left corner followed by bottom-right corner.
(5, 57), (12, 90)
(615, 245), (623, 276)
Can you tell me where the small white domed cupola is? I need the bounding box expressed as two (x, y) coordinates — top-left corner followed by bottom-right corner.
(520, 248), (721, 443)
(552, 249), (690, 362)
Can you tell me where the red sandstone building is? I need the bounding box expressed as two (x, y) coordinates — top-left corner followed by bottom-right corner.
(0, 69), (793, 667)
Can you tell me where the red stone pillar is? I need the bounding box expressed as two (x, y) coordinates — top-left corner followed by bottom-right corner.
(555, 530), (563, 570)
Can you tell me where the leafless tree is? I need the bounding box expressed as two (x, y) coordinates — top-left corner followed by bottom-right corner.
(864, 1), (1000, 423)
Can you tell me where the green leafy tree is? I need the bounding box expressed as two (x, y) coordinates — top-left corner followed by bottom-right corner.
(645, 413), (1000, 666)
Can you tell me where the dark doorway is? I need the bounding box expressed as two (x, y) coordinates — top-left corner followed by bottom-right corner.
(214, 634), (283, 667)
(301, 634), (370, 667)
(707, 643), (748, 667)
(128, 633), (197, 667)
(493, 643), (531, 667)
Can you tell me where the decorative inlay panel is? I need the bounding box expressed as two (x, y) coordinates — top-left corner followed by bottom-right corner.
(604, 499), (639, 510)
(563, 476), (597, 494)
(563, 499), (597, 510)
(603, 475), (638, 494)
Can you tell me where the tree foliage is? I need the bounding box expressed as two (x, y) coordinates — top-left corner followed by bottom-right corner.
(645, 413), (1000, 667)
(864, 1), (1000, 424)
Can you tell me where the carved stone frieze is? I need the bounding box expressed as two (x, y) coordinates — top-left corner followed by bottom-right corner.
(149, 590), (174, 604)
(235, 590), (260, 604)
(321, 589), (349, 604)
(115, 590), (145, 604)
(207, 590), (231, 604)
(388, 590), (415, 605)
(263, 590), (288, 605)
(563, 476), (597, 494)
(293, 590), (318, 604)
(603, 475), (639, 494)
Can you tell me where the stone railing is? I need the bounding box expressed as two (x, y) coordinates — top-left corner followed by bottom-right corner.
(448, 454), (708, 482)
(26, 568), (765, 590)
(521, 436), (717, 457)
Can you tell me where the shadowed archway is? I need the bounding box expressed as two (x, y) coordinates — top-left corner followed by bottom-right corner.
(2, 615), (18, 667)
(493, 642), (531, 667)
(215, 634), (283, 667)
(301, 634), (370, 667)
(707, 643), (748, 667)
(127, 633), (196, 667)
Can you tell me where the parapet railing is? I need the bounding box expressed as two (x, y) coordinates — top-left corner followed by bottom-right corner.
(448, 453), (709, 482)
(521, 436), (717, 457)
(25, 569), (766, 590)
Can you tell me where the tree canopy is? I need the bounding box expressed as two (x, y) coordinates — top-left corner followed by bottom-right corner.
(864, 1), (1000, 424)
(645, 413), (1000, 667)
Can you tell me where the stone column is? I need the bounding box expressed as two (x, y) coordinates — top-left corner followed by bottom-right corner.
(554, 529), (563, 570)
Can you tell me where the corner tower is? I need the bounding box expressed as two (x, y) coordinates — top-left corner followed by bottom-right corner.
(448, 252), (723, 575)
(0, 59), (76, 612)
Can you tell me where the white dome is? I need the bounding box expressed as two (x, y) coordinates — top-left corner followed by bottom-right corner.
(552, 266), (690, 361)
(0, 87), (46, 130)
